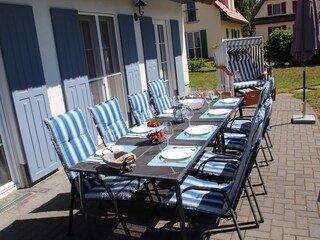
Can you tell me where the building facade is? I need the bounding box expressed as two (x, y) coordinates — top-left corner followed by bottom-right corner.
(251, 0), (320, 39)
(183, 0), (248, 60)
(0, 0), (190, 197)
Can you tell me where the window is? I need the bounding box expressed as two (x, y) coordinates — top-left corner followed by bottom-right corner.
(155, 24), (169, 80)
(79, 15), (120, 79)
(79, 14), (121, 105)
(272, 4), (281, 15)
(292, 1), (297, 13)
(226, 28), (229, 39)
(186, 2), (197, 22)
(186, 32), (201, 59)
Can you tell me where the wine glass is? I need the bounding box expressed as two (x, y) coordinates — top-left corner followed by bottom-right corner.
(105, 129), (116, 150)
(185, 108), (194, 127)
(205, 91), (212, 110)
(217, 87), (224, 99)
(163, 122), (174, 148)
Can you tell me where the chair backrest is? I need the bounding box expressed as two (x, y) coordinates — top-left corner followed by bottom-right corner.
(227, 106), (265, 206)
(88, 97), (129, 145)
(148, 79), (172, 114)
(228, 49), (256, 82)
(44, 108), (96, 181)
(128, 90), (155, 126)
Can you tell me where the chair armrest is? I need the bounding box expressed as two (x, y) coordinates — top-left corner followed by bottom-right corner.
(196, 156), (239, 177)
(216, 65), (234, 76)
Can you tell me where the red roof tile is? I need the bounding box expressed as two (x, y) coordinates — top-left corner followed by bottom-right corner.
(214, 0), (249, 24)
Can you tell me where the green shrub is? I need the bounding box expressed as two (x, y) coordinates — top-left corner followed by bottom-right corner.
(264, 29), (295, 67)
(188, 58), (206, 72)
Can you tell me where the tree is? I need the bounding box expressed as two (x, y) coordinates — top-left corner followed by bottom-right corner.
(264, 29), (295, 66)
(235, 0), (258, 37)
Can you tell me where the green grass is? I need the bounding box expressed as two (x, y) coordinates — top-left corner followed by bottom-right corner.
(189, 65), (320, 119)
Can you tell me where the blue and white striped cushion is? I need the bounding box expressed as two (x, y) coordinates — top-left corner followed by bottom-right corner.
(128, 91), (154, 125)
(193, 151), (238, 179)
(229, 50), (256, 82)
(161, 175), (230, 216)
(234, 80), (265, 89)
(85, 176), (145, 200)
(226, 118), (252, 132)
(224, 137), (247, 152)
(148, 79), (172, 114)
(88, 98), (129, 143)
(44, 108), (96, 180)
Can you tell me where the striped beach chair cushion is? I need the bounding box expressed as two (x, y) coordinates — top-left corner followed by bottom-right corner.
(128, 91), (154, 125)
(193, 151), (238, 179)
(88, 98), (129, 144)
(161, 175), (231, 216)
(44, 108), (96, 180)
(148, 79), (172, 114)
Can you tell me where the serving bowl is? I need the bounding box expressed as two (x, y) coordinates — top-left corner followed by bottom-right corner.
(179, 98), (204, 110)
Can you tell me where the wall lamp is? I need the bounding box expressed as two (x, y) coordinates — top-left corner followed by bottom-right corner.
(134, 0), (146, 21)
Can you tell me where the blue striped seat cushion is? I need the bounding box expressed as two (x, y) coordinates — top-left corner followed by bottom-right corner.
(225, 119), (252, 132)
(84, 176), (145, 200)
(148, 79), (172, 114)
(193, 151), (238, 179)
(161, 175), (231, 216)
(224, 137), (247, 151)
(88, 98), (129, 143)
(128, 91), (154, 126)
(234, 80), (265, 89)
(44, 108), (96, 180)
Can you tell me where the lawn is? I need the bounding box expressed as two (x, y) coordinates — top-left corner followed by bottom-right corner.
(189, 65), (320, 119)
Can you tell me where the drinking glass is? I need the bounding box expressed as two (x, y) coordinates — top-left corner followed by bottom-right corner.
(217, 87), (224, 99)
(185, 108), (194, 127)
(205, 91), (212, 109)
(163, 122), (174, 147)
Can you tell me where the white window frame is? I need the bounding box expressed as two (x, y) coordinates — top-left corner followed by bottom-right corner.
(186, 31), (202, 59)
(272, 3), (281, 15)
(79, 12), (122, 103)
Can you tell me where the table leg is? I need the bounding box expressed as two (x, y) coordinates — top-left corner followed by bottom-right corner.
(78, 172), (87, 222)
(175, 182), (187, 240)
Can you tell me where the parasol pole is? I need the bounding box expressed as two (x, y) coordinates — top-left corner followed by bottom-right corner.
(302, 62), (306, 117)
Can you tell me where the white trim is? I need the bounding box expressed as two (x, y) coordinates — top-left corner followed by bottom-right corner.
(0, 49), (24, 188)
(0, 182), (17, 199)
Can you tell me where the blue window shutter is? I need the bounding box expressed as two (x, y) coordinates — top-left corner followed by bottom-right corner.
(0, 3), (59, 182)
(140, 16), (159, 82)
(50, 8), (87, 80)
(50, 8), (96, 143)
(170, 19), (185, 96)
(118, 14), (142, 94)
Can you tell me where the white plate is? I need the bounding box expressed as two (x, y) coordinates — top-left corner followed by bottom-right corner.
(131, 125), (152, 134)
(161, 148), (194, 162)
(163, 108), (174, 114)
(95, 146), (124, 156)
(220, 98), (238, 104)
(207, 109), (229, 116)
(185, 125), (212, 135)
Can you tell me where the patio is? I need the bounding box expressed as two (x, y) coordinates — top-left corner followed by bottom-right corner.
(0, 93), (319, 240)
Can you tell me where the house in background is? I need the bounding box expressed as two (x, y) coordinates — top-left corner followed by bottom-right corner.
(251, 0), (298, 39)
(183, 0), (248, 60)
(0, 0), (191, 198)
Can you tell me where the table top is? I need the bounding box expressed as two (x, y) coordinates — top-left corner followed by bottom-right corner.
(68, 97), (243, 183)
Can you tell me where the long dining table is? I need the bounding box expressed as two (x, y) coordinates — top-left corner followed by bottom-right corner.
(68, 96), (243, 240)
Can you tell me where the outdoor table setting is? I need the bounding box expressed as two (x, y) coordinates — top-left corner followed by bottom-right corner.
(67, 95), (243, 240)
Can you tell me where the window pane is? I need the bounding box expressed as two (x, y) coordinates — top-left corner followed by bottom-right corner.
(189, 49), (195, 59)
(195, 48), (201, 58)
(79, 15), (103, 78)
(187, 33), (194, 49)
(157, 25), (165, 43)
(272, 4), (281, 14)
(194, 32), (200, 48)
(99, 16), (120, 74)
